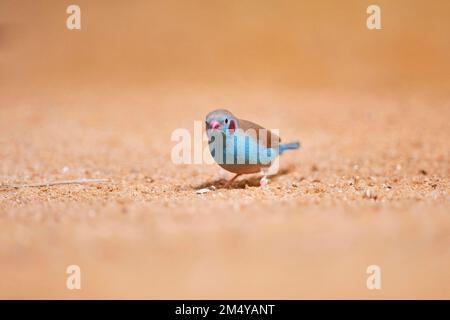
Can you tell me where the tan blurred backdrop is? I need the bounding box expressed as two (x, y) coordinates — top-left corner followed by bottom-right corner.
(1, 0), (449, 93)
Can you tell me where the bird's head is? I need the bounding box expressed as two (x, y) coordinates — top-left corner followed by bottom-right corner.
(205, 109), (238, 135)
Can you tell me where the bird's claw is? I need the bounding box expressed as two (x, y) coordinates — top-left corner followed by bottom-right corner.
(260, 175), (269, 188)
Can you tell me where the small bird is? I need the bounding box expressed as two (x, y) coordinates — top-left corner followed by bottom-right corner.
(205, 109), (300, 188)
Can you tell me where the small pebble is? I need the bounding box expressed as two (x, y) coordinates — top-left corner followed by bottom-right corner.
(196, 188), (211, 194)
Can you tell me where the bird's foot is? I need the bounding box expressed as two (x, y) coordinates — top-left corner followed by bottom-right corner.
(259, 167), (271, 189)
(224, 173), (241, 189)
(260, 175), (269, 189)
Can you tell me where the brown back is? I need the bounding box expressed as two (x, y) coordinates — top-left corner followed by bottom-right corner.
(237, 119), (281, 148)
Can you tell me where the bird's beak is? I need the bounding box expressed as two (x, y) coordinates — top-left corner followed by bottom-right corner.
(209, 119), (220, 129)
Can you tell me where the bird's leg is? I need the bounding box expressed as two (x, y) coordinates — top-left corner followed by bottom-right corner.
(224, 173), (241, 189)
(260, 168), (270, 188)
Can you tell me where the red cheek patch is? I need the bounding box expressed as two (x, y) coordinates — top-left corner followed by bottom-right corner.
(228, 120), (236, 133)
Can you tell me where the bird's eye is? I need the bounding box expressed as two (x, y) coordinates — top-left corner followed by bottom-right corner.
(225, 118), (229, 124)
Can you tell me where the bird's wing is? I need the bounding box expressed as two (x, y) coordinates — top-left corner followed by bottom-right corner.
(237, 118), (281, 148)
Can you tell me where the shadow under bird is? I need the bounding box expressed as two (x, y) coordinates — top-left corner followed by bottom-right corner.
(205, 109), (300, 188)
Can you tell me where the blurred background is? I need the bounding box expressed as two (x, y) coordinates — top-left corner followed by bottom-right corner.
(1, 0), (450, 92)
(0, 0), (449, 299)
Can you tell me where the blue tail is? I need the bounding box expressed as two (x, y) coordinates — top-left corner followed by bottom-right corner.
(279, 141), (300, 155)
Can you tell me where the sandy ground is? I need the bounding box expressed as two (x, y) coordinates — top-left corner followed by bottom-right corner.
(0, 86), (449, 299)
(0, 0), (449, 299)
